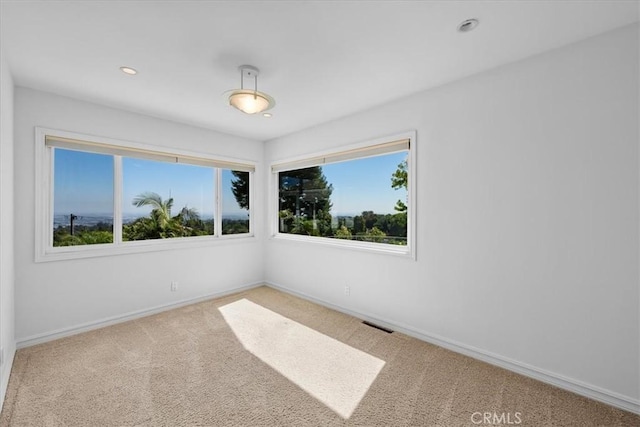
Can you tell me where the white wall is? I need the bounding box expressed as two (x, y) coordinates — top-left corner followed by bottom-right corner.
(264, 24), (639, 409)
(0, 49), (16, 408)
(13, 88), (265, 343)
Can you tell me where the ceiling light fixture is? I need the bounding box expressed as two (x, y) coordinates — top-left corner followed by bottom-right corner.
(457, 18), (479, 33)
(227, 65), (275, 115)
(120, 66), (138, 75)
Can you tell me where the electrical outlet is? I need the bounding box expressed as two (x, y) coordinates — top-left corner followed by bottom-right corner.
(171, 281), (178, 292)
(344, 285), (350, 296)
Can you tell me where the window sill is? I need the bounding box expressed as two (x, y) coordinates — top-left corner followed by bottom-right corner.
(36, 233), (255, 263)
(270, 233), (415, 260)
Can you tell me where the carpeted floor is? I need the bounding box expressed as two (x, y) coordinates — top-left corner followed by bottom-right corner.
(1, 286), (638, 426)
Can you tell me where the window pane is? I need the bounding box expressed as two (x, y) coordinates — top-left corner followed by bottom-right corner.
(222, 169), (250, 235)
(278, 166), (333, 237)
(53, 148), (114, 246)
(279, 152), (408, 245)
(122, 158), (214, 240)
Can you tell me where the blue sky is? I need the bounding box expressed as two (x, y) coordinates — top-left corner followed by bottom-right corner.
(53, 149), (114, 216)
(53, 148), (407, 219)
(53, 149), (243, 218)
(122, 157), (217, 217)
(323, 152), (407, 216)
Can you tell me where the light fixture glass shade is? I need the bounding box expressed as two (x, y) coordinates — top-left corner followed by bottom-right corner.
(229, 90), (274, 114)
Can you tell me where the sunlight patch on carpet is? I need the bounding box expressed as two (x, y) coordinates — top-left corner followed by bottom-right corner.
(219, 298), (385, 419)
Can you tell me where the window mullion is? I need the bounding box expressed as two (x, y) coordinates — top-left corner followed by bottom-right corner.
(46, 146), (55, 249)
(215, 168), (222, 237)
(248, 170), (254, 235)
(113, 155), (123, 244)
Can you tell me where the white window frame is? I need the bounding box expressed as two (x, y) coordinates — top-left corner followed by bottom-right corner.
(35, 127), (256, 262)
(270, 131), (416, 260)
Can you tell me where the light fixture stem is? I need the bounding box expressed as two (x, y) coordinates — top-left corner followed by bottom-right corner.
(240, 67), (244, 90)
(254, 73), (258, 99)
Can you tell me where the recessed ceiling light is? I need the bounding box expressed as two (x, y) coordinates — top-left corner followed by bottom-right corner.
(120, 66), (137, 75)
(263, 113), (272, 118)
(457, 18), (479, 33)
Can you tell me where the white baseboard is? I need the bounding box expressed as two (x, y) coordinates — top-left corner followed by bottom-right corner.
(265, 281), (640, 415)
(16, 281), (264, 349)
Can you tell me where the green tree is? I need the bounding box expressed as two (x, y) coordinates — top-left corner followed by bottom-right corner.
(222, 218), (249, 234)
(230, 171), (250, 210)
(363, 226), (386, 243)
(350, 211), (407, 246)
(124, 192), (208, 240)
(278, 166), (333, 236)
(334, 225), (352, 240)
(53, 228), (113, 246)
(388, 213), (407, 239)
(175, 206), (207, 235)
(132, 192), (175, 230)
(391, 159), (408, 212)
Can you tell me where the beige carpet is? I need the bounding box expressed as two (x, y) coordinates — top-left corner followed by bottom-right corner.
(1, 286), (638, 426)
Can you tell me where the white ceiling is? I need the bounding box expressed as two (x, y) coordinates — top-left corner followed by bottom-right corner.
(1, 1), (638, 141)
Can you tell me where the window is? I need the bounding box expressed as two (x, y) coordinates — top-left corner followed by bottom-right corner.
(122, 157), (215, 241)
(53, 149), (114, 246)
(221, 169), (250, 235)
(271, 132), (415, 257)
(36, 128), (255, 261)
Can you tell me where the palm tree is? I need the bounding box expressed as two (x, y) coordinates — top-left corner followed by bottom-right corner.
(125, 192), (210, 240)
(126, 192), (183, 239)
(177, 206), (200, 222)
(132, 192), (174, 230)
(176, 206), (203, 234)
